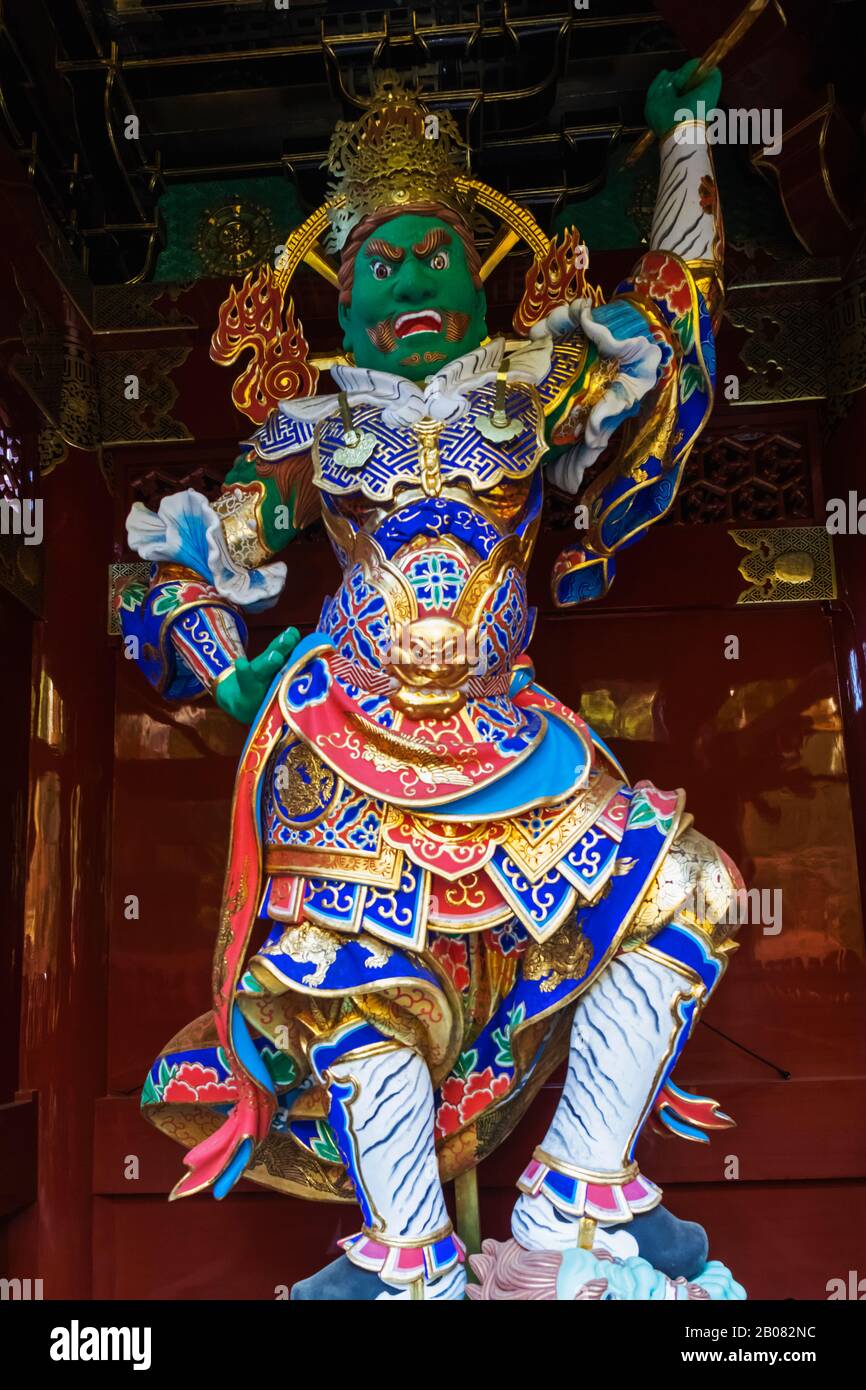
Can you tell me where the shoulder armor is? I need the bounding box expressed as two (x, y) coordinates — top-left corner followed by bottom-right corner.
(245, 410), (315, 462)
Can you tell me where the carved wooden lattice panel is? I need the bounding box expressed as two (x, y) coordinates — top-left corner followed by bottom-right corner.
(129, 464), (227, 511)
(673, 426), (813, 525)
(545, 420), (816, 530)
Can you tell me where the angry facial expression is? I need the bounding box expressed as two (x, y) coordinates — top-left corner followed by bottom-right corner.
(338, 213), (488, 380)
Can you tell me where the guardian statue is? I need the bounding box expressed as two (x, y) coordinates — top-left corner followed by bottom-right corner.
(119, 63), (745, 1301)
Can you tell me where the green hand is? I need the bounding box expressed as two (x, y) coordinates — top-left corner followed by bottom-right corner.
(644, 58), (722, 139)
(215, 626), (301, 724)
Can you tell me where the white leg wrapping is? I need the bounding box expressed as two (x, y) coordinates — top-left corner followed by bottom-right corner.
(329, 1046), (449, 1240)
(512, 949), (691, 1252)
(328, 1046), (466, 1300)
(543, 950), (686, 1170)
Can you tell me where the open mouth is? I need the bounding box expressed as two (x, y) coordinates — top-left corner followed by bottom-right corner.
(393, 310), (443, 339)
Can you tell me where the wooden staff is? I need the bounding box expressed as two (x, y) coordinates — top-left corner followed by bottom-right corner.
(624, 0), (770, 167)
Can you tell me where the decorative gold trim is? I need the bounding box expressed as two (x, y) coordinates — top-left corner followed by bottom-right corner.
(271, 176), (548, 305)
(359, 1220), (454, 1249)
(453, 533), (529, 627)
(533, 1149), (640, 1185)
(432, 717), (595, 823)
(353, 530), (418, 628)
(620, 946), (702, 1159)
(454, 1168), (481, 1255)
(154, 595), (241, 698)
(631, 940), (710, 992)
(579, 264), (713, 561)
(542, 341), (601, 422)
(321, 1070), (386, 1231)
(214, 479), (274, 568)
(212, 664), (237, 690)
(501, 774), (623, 883)
(263, 839), (404, 889)
(325, 1038), (409, 1068)
(731, 526), (836, 604)
(108, 561), (149, 636)
(751, 86), (853, 256)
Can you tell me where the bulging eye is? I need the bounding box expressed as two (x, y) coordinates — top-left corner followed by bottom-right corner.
(429, 250), (450, 271)
(371, 260), (393, 280)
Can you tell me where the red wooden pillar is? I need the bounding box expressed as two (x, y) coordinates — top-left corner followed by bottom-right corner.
(4, 450), (115, 1297)
(826, 386), (866, 918)
(0, 585), (35, 1244)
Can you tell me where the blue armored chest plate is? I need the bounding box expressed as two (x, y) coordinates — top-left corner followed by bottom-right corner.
(313, 381), (545, 501)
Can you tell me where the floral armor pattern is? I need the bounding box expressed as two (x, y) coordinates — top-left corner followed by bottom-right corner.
(127, 250), (743, 1216)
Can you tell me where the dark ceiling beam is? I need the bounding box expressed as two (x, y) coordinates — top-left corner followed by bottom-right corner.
(55, 8), (662, 70)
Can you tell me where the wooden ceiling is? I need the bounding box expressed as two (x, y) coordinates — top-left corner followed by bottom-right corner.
(0, 1), (861, 280)
(0, 1), (686, 279)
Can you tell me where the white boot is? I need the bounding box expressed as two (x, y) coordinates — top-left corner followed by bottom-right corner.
(512, 946), (708, 1279)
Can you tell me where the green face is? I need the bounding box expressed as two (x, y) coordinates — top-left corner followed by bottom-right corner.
(338, 213), (488, 380)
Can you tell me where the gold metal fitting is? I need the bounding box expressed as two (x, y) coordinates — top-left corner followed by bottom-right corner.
(387, 615), (478, 719)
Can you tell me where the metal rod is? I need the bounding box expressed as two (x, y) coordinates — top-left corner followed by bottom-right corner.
(54, 12), (659, 72)
(624, 0), (770, 167)
(699, 1019), (791, 1079)
(479, 228), (520, 282)
(303, 245), (339, 289)
(454, 1168), (482, 1260)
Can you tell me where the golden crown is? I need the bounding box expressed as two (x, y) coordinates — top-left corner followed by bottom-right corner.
(323, 74), (475, 254)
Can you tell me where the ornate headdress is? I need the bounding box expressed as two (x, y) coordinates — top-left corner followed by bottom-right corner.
(323, 73), (475, 254)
